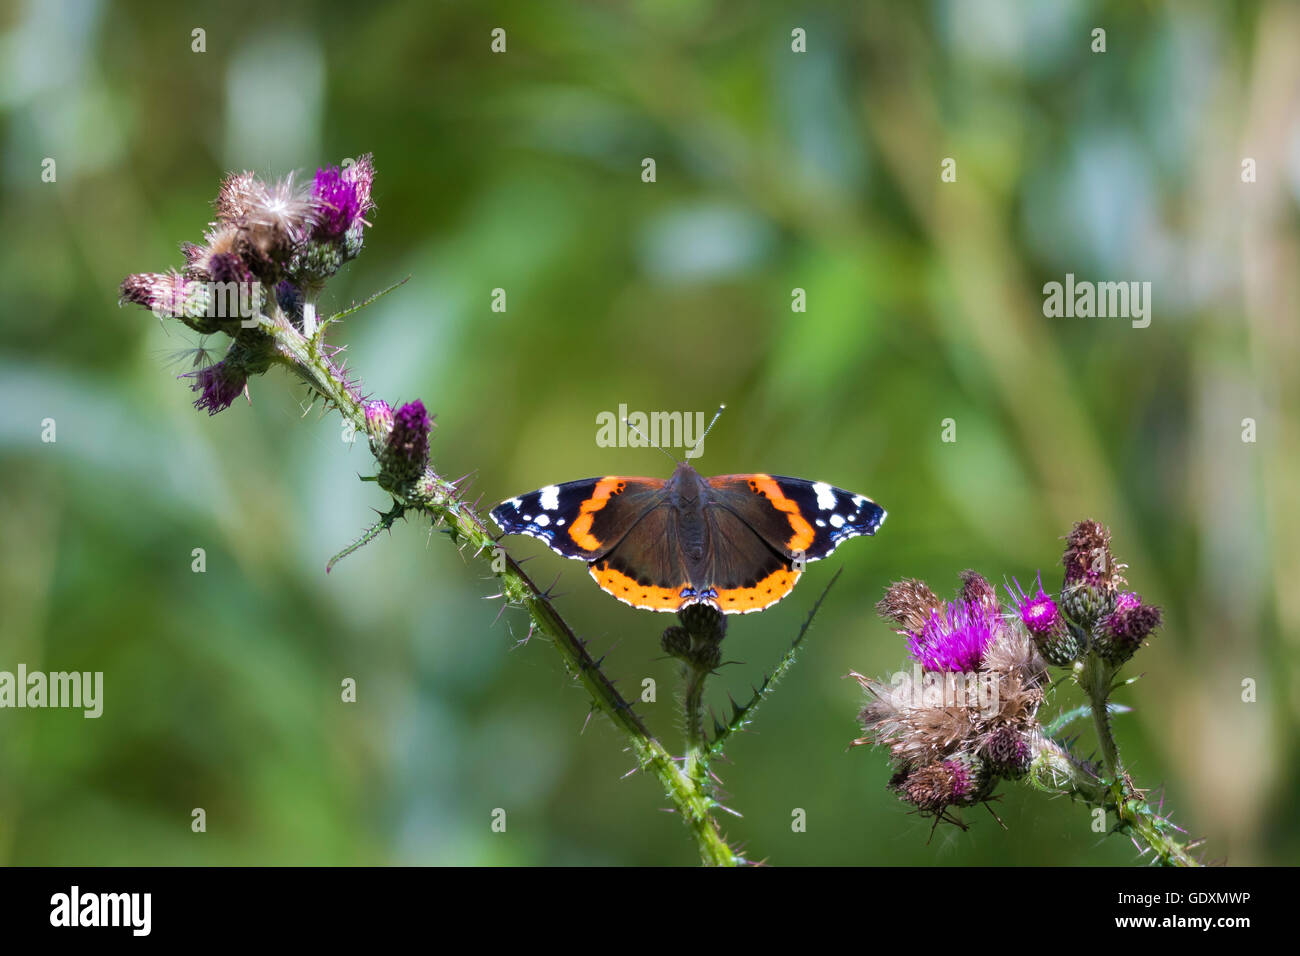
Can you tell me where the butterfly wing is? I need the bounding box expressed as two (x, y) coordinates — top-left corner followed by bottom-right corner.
(489, 476), (667, 561)
(702, 505), (803, 613)
(706, 474), (886, 562)
(589, 506), (694, 612)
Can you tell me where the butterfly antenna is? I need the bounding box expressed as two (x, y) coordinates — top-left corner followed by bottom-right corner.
(686, 403), (727, 460)
(621, 415), (682, 465)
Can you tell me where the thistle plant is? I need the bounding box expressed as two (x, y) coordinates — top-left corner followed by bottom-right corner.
(119, 156), (834, 866)
(851, 521), (1205, 865)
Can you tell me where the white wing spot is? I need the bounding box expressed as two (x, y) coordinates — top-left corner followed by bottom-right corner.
(539, 485), (561, 511)
(534, 514), (550, 527)
(852, 495), (866, 508)
(813, 482), (836, 510)
(508, 497), (523, 509)
(816, 519), (826, 528)
(830, 513), (846, 529)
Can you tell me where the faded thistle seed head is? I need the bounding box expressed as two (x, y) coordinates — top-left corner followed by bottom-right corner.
(891, 752), (993, 812)
(876, 579), (942, 634)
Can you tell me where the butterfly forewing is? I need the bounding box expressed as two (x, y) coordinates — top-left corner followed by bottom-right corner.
(489, 476), (666, 560)
(706, 474), (886, 562)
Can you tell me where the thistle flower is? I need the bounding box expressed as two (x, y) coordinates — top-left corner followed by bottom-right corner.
(1010, 574), (1080, 667)
(184, 360), (247, 415)
(311, 165), (362, 239)
(907, 599), (999, 672)
(381, 400), (432, 480)
(1095, 591), (1162, 664)
(876, 579), (942, 633)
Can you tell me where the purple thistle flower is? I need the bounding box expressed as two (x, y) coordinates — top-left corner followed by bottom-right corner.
(311, 166), (361, 239)
(907, 599), (998, 672)
(1103, 593), (1162, 646)
(388, 400), (431, 467)
(184, 361), (247, 415)
(1010, 574), (1063, 637)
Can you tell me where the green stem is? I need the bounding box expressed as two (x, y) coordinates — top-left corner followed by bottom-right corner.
(682, 661), (710, 797)
(1075, 652), (1202, 866)
(1079, 655), (1122, 781)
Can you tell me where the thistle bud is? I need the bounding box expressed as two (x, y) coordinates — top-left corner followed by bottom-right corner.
(679, 600), (726, 643)
(1094, 592), (1162, 664)
(363, 399), (394, 445)
(1060, 519), (1120, 627)
(980, 726), (1032, 778)
(120, 271), (221, 334)
(959, 569), (999, 617)
(381, 400), (432, 481)
(876, 579), (942, 634)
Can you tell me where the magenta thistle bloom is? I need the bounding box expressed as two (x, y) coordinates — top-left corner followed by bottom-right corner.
(311, 165), (361, 239)
(1010, 575), (1061, 637)
(184, 361), (247, 415)
(907, 599), (998, 672)
(388, 400), (432, 467)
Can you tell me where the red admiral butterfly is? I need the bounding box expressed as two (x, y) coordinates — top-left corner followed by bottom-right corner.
(490, 455), (886, 615)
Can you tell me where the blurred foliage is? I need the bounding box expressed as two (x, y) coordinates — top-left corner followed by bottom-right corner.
(1, 0), (1297, 865)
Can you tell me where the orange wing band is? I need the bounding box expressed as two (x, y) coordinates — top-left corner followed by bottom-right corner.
(745, 475), (816, 553)
(713, 566), (803, 614)
(567, 478), (627, 552)
(590, 563), (688, 612)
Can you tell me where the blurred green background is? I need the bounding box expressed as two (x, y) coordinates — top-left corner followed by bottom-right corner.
(1, 0), (1296, 865)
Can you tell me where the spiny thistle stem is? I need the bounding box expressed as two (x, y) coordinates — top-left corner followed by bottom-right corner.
(682, 662), (711, 796)
(1079, 654), (1122, 782)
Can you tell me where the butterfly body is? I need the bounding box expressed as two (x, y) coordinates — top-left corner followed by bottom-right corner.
(491, 461), (885, 614)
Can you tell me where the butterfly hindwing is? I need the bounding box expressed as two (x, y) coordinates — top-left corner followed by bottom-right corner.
(706, 474), (886, 562)
(489, 476), (667, 561)
(702, 505), (803, 614)
(590, 506), (694, 611)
